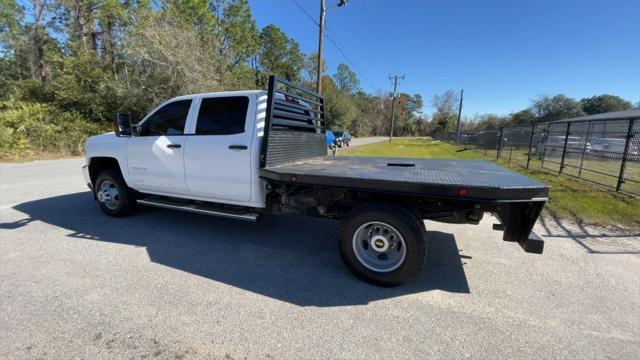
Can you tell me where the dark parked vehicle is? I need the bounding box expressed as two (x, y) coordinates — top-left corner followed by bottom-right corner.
(333, 130), (351, 147)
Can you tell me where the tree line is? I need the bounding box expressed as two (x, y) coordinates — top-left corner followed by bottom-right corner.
(429, 90), (637, 134)
(0, 0), (424, 158)
(1, 0), (635, 159)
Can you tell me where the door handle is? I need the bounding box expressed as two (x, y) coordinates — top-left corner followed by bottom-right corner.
(166, 144), (182, 149)
(228, 145), (248, 150)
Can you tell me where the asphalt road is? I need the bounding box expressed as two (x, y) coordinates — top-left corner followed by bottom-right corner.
(1, 157), (639, 359)
(347, 136), (387, 147)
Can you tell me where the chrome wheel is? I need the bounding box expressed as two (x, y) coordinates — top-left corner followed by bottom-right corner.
(97, 180), (120, 210)
(352, 221), (406, 272)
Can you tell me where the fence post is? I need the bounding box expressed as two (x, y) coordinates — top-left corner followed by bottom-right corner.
(559, 122), (572, 174)
(496, 127), (504, 159)
(616, 119), (635, 192)
(540, 122), (551, 168)
(508, 128), (514, 163)
(526, 124), (535, 169)
(577, 121), (592, 178)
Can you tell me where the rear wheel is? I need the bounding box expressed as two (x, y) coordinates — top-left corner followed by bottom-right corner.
(95, 170), (136, 217)
(338, 203), (427, 286)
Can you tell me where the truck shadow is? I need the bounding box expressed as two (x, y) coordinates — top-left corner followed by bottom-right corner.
(3, 192), (470, 307)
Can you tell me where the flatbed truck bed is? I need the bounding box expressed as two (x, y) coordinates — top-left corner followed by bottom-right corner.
(261, 156), (549, 201)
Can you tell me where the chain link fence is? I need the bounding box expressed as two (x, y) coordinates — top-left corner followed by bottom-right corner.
(441, 112), (640, 196)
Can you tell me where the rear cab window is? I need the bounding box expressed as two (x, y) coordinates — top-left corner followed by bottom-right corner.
(195, 96), (249, 135)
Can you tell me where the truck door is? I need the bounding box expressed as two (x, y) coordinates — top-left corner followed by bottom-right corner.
(126, 99), (193, 195)
(183, 95), (253, 203)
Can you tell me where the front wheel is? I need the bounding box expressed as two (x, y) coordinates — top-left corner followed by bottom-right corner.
(338, 203), (427, 286)
(94, 169), (136, 217)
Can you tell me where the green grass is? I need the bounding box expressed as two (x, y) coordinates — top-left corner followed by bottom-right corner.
(344, 138), (485, 159)
(341, 138), (640, 229)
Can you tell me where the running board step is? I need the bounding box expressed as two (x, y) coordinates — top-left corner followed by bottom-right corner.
(138, 196), (259, 222)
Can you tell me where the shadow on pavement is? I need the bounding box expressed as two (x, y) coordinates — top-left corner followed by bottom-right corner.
(2, 192), (470, 307)
(537, 216), (640, 254)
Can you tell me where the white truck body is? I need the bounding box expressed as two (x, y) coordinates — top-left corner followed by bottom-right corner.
(84, 90), (268, 208)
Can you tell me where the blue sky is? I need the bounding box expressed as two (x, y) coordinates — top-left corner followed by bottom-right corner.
(248, 0), (640, 116)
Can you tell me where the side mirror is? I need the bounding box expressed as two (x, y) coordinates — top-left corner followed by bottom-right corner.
(132, 124), (141, 136)
(114, 112), (132, 137)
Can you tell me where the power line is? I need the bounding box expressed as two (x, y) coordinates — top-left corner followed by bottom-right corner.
(289, 0), (378, 91)
(324, 27), (377, 91)
(290, 0), (319, 25)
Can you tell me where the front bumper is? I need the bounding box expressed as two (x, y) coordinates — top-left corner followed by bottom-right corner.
(82, 164), (92, 191)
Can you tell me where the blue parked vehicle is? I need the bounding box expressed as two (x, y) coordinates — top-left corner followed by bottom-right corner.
(333, 130), (351, 147)
(325, 130), (336, 150)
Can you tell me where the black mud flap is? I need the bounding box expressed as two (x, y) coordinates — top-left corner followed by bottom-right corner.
(493, 200), (545, 254)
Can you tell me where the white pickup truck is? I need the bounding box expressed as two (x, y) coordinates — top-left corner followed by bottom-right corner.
(83, 77), (548, 286)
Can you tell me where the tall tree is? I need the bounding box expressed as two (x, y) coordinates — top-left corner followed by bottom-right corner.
(532, 94), (584, 122)
(96, 0), (130, 69)
(509, 108), (535, 125)
(215, 0), (258, 66)
(29, 0), (50, 82)
(579, 94), (632, 115)
(257, 24), (303, 84)
(333, 63), (359, 94)
(301, 51), (325, 86)
(431, 90), (459, 133)
(168, 0), (216, 34)
(0, 0), (27, 84)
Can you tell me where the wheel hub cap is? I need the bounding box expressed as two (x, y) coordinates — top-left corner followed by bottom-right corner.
(352, 221), (406, 273)
(371, 235), (389, 252)
(98, 180), (120, 210)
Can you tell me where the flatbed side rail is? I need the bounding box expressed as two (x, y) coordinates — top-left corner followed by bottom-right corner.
(260, 76), (327, 168)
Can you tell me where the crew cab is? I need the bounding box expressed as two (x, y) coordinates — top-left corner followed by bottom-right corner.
(83, 76), (548, 286)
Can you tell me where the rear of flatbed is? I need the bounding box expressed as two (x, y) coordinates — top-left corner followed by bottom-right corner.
(258, 76), (548, 286)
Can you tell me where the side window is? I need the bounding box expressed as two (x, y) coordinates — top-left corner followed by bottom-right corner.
(196, 96), (249, 135)
(139, 100), (192, 136)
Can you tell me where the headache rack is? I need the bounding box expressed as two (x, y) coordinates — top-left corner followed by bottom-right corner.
(260, 76), (327, 168)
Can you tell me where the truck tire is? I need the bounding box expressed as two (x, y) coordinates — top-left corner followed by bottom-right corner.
(338, 203), (427, 286)
(94, 169), (136, 217)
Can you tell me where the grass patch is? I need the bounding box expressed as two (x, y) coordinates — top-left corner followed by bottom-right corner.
(341, 138), (640, 229)
(343, 138), (485, 159)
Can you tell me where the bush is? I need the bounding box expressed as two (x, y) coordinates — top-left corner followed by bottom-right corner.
(0, 101), (109, 159)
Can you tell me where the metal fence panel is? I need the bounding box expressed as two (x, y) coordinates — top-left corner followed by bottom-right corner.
(620, 120), (639, 195)
(574, 120), (629, 189)
(540, 122), (568, 173)
(439, 114), (640, 197)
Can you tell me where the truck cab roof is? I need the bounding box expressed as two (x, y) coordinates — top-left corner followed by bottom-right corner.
(166, 90), (265, 102)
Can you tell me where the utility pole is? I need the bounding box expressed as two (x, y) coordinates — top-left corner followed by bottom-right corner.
(388, 74), (405, 142)
(316, 0), (326, 95)
(455, 89), (464, 145)
(316, 0), (348, 95)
